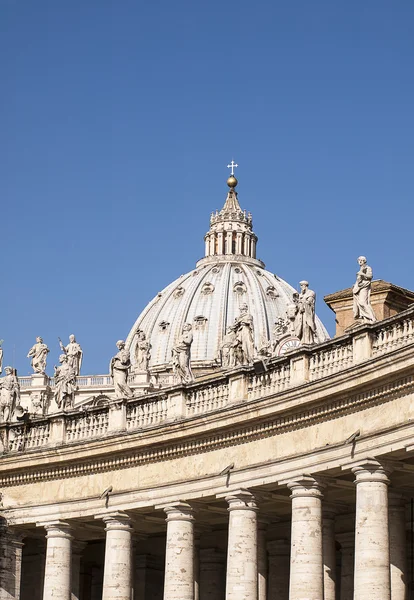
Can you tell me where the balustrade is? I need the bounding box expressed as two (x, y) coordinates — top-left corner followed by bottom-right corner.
(309, 341), (353, 381)
(127, 397), (169, 429)
(66, 409), (109, 441)
(186, 382), (229, 415)
(372, 314), (414, 356)
(248, 363), (290, 400)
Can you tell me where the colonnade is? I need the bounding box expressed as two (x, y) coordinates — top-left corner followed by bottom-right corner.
(0, 459), (410, 600)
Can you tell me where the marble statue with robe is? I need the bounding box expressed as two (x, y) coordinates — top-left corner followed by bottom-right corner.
(59, 335), (83, 376)
(294, 281), (317, 345)
(0, 367), (20, 422)
(135, 331), (151, 372)
(233, 304), (255, 364)
(110, 340), (134, 399)
(353, 256), (376, 322)
(220, 326), (237, 368)
(27, 337), (50, 374)
(172, 324), (194, 384)
(54, 355), (77, 411)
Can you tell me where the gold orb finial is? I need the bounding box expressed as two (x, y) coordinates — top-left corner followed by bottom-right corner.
(227, 175), (238, 188)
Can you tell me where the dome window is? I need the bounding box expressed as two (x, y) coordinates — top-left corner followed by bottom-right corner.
(159, 321), (170, 332)
(173, 286), (185, 299)
(233, 281), (247, 295)
(201, 282), (215, 295)
(194, 315), (208, 329)
(266, 286), (279, 299)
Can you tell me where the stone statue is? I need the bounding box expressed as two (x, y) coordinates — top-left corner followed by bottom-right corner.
(135, 330), (151, 372)
(110, 340), (134, 399)
(353, 256), (376, 322)
(0, 367), (20, 422)
(220, 326), (237, 368)
(59, 335), (83, 376)
(233, 304), (255, 364)
(172, 324), (194, 384)
(27, 337), (49, 374)
(294, 281), (317, 345)
(54, 355), (77, 411)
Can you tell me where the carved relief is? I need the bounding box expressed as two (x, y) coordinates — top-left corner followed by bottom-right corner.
(233, 281), (247, 295)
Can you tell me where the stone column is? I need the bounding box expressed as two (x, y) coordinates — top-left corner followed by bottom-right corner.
(102, 512), (133, 600)
(267, 539), (290, 600)
(0, 519), (24, 600)
(71, 541), (87, 600)
(257, 522), (268, 600)
(337, 532), (354, 600)
(224, 489), (258, 600)
(42, 521), (73, 600)
(389, 493), (407, 600)
(322, 509), (337, 600)
(194, 535), (200, 600)
(162, 502), (195, 600)
(287, 476), (325, 600)
(352, 459), (391, 600)
(199, 549), (225, 600)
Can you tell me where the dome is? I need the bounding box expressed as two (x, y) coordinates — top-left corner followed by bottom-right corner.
(125, 169), (329, 374)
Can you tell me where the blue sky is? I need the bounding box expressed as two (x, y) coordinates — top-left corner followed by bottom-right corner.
(1, 1), (414, 375)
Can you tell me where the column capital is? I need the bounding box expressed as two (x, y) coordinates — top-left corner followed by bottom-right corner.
(351, 458), (391, 484)
(37, 520), (73, 540)
(287, 475), (326, 498)
(220, 488), (258, 512)
(101, 511), (133, 532)
(266, 538), (290, 556)
(156, 500), (195, 522)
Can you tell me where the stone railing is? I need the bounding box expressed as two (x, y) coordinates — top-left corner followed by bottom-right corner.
(3, 306), (414, 454)
(372, 313), (414, 356)
(127, 396), (169, 430)
(186, 381), (230, 415)
(309, 340), (354, 381)
(66, 408), (109, 442)
(248, 363), (290, 400)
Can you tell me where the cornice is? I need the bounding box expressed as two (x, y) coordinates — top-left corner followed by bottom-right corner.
(0, 372), (412, 488)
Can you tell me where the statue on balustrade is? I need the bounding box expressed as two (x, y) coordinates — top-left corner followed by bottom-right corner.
(110, 340), (134, 399)
(27, 337), (49, 374)
(220, 326), (236, 368)
(271, 317), (289, 353)
(294, 281), (317, 345)
(59, 334), (83, 376)
(0, 367), (20, 422)
(232, 304), (255, 364)
(172, 324), (194, 384)
(353, 256), (376, 322)
(135, 330), (151, 372)
(54, 354), (77, 410)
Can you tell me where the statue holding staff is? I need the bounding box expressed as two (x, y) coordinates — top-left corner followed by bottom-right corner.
(233, 304), (255, 364)
(353, 256), (376, 322)
(59, 334), (83, 376)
